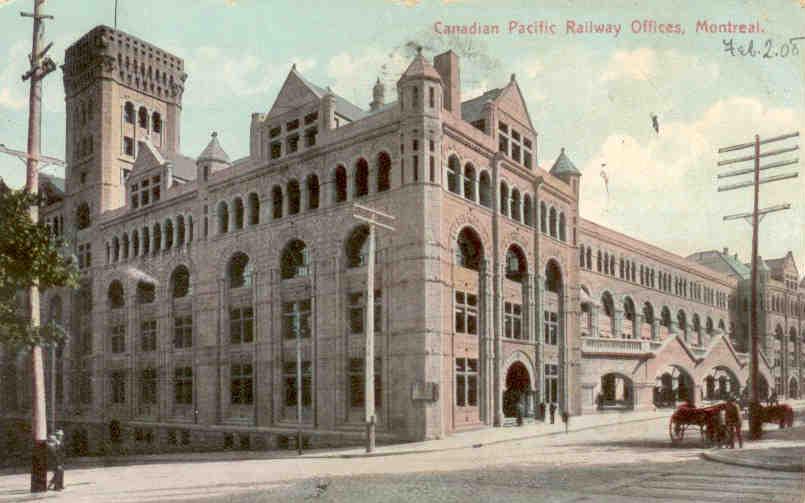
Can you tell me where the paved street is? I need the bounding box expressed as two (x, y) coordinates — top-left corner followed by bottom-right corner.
(1, 414), (803, 502)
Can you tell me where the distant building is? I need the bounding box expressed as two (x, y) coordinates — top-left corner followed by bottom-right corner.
(1, 26), (801, 456)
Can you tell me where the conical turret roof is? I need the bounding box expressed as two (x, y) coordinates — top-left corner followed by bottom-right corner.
(198, 132), (230, 164)
(550, 148), (581, 177)
(398, 48), (442, 83)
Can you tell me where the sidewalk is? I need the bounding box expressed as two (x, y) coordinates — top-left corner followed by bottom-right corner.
(702, 423), (805, 472)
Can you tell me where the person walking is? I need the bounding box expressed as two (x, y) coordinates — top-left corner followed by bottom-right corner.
(549, 402), (557, 424)
(46, 430), (65, 491)
(596, 392), (604, 412)
(561, 410), (570, 433)
(539, 402), (546, 422)
(725, 398), (743, 449)
(516, 394), (524, 427)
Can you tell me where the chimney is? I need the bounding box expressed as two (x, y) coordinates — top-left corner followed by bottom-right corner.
(722, 247), (729, 255)
(434, 51), (460, 115)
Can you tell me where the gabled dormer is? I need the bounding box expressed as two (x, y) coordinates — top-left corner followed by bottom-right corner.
(126, 140), (170, 210)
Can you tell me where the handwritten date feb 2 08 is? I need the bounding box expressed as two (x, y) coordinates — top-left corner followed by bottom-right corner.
(723, 37), (803, 58)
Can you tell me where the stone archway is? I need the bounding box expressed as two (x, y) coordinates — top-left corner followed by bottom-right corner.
(654, 365), (695, 408)
(503, 361), (531, 418)
(599, 373), (634, 410)
(703, 366), (741, 402)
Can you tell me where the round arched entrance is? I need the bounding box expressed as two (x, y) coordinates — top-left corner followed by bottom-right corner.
(599, 373), (634, 410)
(703, 367), (740, 401)
(503, 361), (531, 418)
(654, 365), (695, 408)
(745, 375), (770, 402)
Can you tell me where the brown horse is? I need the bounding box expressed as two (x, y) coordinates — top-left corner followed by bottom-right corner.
(759, 404), (794, 428)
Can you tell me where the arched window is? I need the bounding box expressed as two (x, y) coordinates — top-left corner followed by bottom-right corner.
(124, 102), (135, 124)
(661, 307), (672, 329)
(643, 302), (655, 338)
(559, 212), (567, 242)
(132, 230), (140, 257)
(218, 201), (229, 234)
(604, 253), (610, 274)
(108, 280), (125, 308)
(600, 291), (615, 336)
(579, 246), (585, 267)
(523, 194), (533, 227)
(228, 252), (252, 288)
(152, 222), (162, 253)
(142, 226), (150, 255)
(345, 225), (370, 268)
(287, 180), (301, 214)
(307, 175), (320, 210)
(248, 193), (260, 225)
(609, 255), (615, 275)
(138, 107), (149, 129)
(76, 202), (91, 230)
(447, 155), (460, 194)
(377, 152), (391, 192)
(171, 265), (190, 298)
(164, 219), (174, 249)
(510, 189), (521, 221)
(463, 163), (476, 201)
(596, 250), (602, 272)
(151, 112), (162, 133)
(272, 185), (283, 219)
(479, 171), (491, 207)
(677, 311), (688, 340)
(623, 298), (636, 338)
(280, 240), (310, 279)
(706, 317), (714, 335)
(540, 202), (547, 233)
(121, 233), (130, 260)
(233, 197), (245, 229)
(549, 207), (557, 238)
(354, 158), (369, 197)
(455, 228), (483, 271)
(505, 245), (527, 282)
(137, 281), (155, 304)
(499, 182), (509, 216)
(187, 215), (194, 243)
(545, 260), (562, 294)
(586, 248), (592, 270)
(112, 236), (120, 262)
(176, 215), (186, 245)
(334, 165), (347, 203)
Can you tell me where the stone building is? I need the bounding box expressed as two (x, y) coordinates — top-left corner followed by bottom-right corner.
(1, 25), (802, 455)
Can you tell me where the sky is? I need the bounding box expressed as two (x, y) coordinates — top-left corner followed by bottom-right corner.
(0, 0), (803, 272)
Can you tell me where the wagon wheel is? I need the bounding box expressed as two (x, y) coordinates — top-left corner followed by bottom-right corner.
(669, 419), (685, 443)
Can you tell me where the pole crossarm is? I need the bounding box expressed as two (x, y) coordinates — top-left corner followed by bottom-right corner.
(717, 131), (800, 153)
(717, 172), (798, 192)
(0, 144), (65, 168)
(353, 203), (396, 222)
(723, 203), (791, 221)
(717, 145), (799, 166)
(352, 214), (395, 231)
(717, 158), (798, 179)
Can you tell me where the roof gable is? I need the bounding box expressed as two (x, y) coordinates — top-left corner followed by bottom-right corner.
(267, 67), (322, 117)
(132, 140), (165, 175)
(495, 77), (535, 131)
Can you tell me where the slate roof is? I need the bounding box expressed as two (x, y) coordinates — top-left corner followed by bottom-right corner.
(162, 150), (197, 181)
(197, 132), (230, 164)
(294, 68), (368, 121)
(550, 148), (581, 177)
(460, 88), (502, 123)
(721, 253), (751, 279)
(398, 51), (442, 83)
(40, 174), (65, 193)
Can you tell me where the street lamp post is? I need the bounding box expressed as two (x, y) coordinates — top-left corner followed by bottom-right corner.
(352, 204), (395, 453)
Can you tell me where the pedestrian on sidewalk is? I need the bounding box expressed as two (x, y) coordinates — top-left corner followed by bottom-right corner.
(46, 430), (65, 491)
(596, 392), (604, 412)
(539, 402), (546, 422)
(549, 402), (557, 424)
(516, 396), (524, 427)
(561, 410), (569, 433)
(725, 397), (743, 449)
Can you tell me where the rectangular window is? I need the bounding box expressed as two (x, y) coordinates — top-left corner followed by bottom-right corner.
(429, 156), (435, 182)
(140, 319), (157, 352)
(283, 300), (311, 339)
(428, 87), (435, 108)
(454, 291), (478, 335)
(269, 126), (281, 138)
(305, 127), (317, 147)
(140, 368), (157, 405)
(286, 119), (299, 131)
(543, 310), (558, 345)
(499, 122), (509, 133)
(304, 111), (318, 125)
(111, 324), (126, 353)
(498, 134), (508, 154)
(173, 315), (193, 348)
(111, 371), (126, 404)
(283, 360), (312, 407)
(123, 136), (134, 156)
(455, 358), (478, 406)
(230, 360), (254, 405)
(229, 307), (254, 344)
(270, 141), (281, 159)
(287, 134), (299, 154)
(505, 302), (523, 339)
(174, 366), (193, 405)
(524, 151), (532, 169)
(348, 291), (382, 334)
(544, 364), (558, 403)
(151, 175), (161, 202)
(348, 358), (382, 408)
(413, 155), (419, 181)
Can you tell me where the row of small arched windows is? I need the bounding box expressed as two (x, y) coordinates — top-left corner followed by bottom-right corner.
(106, 214), (194, 264)
(124, 102), (162, 133)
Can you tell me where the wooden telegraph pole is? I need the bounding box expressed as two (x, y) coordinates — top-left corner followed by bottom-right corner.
(717, 131), (799, 440)
(19, 0), (58, 492)
(352, 204), (395, 453)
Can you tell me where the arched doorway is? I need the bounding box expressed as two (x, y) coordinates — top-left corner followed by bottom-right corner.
(599, 373), (634, 410)
(703, 367), (740, 401)
(789, 378), (799, 399)
(654, 366), (695, 408)
(745, 375), (770, 402)
(503, 362), (531, 418)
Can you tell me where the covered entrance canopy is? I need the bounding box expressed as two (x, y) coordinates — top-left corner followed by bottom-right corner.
(654, 365), (694, 408)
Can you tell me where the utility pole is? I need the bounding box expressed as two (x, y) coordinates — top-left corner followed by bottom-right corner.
(717, 131), (799, 440)
(19, 0), (57, 492)
(352, 203), (395, 453)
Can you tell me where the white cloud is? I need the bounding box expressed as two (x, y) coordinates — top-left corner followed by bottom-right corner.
(0, 40), (31, 110)
(580, 96), (802, 262)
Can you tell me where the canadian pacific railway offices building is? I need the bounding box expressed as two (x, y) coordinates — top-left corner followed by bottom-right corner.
(1, 25), (804, 454)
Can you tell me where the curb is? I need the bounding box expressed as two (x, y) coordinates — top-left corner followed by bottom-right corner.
(701, 449), (804, 473)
